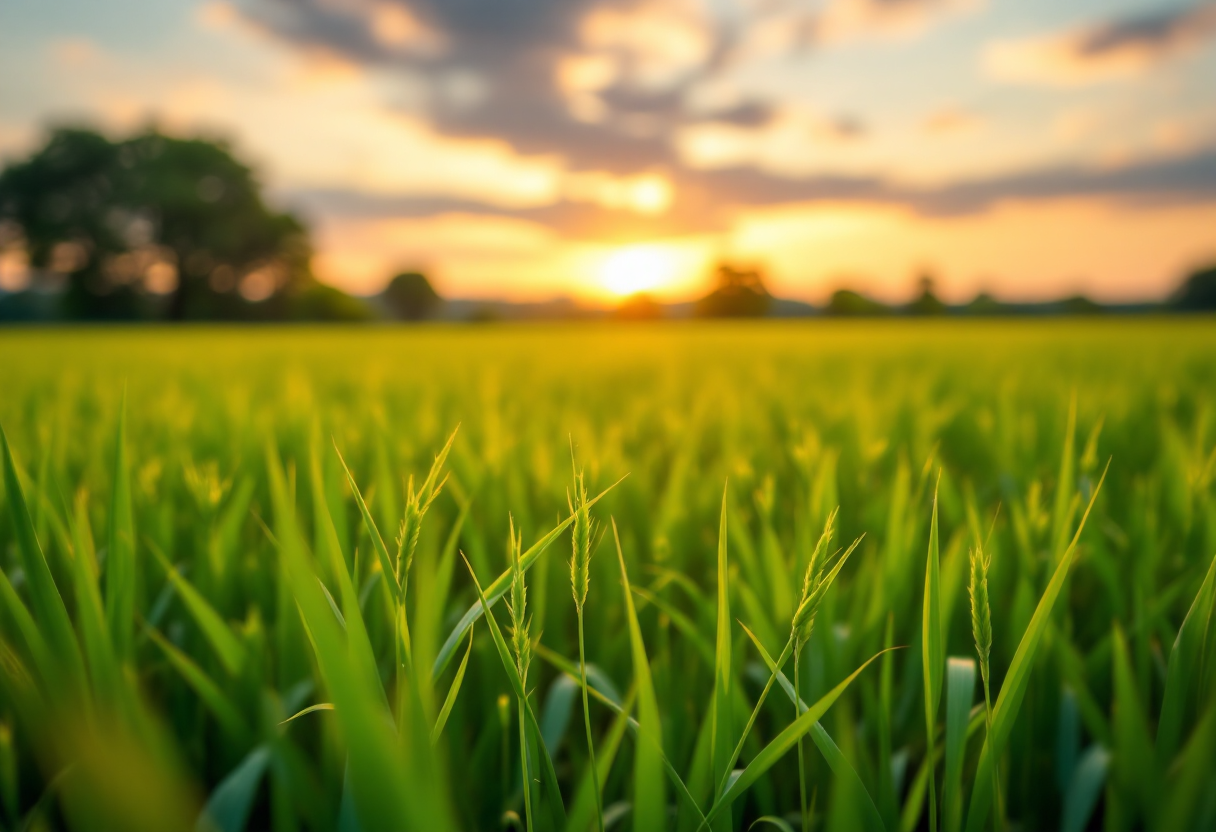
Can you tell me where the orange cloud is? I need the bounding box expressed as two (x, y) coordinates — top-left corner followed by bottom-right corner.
(820, 0), (980, 42)
(49, 37), (103, 68)
(986, 4), (1216, 86)
(922, 107), (984, 135)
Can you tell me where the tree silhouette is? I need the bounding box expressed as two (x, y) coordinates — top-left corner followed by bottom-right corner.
(907, 273), (946, 315)
(1172, 264), (1216, 310)
(693, 263), (771, 317)
(826, 289), (889, 316)
(615, 292), (663, 320)
(382, 271), (442, 320)
(0, 127), (311, 320)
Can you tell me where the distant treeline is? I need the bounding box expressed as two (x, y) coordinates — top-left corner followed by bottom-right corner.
(2, 127), (1213, 324)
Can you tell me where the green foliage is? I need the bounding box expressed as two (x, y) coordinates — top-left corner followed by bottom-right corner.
(1171, 263), (1216, 310)
(694, 264), (771, 318)
(382, 271), (442, 321)
(0, 127), (375, 322)
(0, 320), (1213, 831)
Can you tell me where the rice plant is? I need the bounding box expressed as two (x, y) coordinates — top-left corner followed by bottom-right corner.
(0, 320), (1212, 832)
(569, 450), (605, 832)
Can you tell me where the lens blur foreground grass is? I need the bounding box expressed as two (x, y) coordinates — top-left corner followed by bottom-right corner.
(0, 319), (1214, 832)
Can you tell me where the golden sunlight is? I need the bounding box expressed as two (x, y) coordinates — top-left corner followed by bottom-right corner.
(600, 244), (680, 296)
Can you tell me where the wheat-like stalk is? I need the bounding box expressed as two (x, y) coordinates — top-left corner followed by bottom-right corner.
(507, 517), (530, 684)
(568, 448), (605, 832)
(504, 515), (534, 832)
(570, 465), (592, 612)
(970, 543), (1003, 830)
(395, 428), (457, 598)
(969, 546), (992, 687)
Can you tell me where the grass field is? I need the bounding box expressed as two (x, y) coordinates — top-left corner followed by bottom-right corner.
(1, 320), (1215, 832)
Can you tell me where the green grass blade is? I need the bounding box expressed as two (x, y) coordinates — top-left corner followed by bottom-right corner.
(267, 443), (455, 832)
(333, 441), (400, 607)
(428, 500), (471, 660)
(725, 625), (794, 793)
(539, 674), (577, 756)
(922, 476), (943, 832)
(106, 393), (137, 661)
(1050, 394), (1077, 561)
(149, 542), (246, 676)
(535, 644), (707, 825)
(1060, 746), (1108, 832)
(460, 556), (567, 831)
(748, 817), (795, 832)
(704, 648), (893, 828)
(612, 518), (666, 832)
(631, 585), (714, 666)
(711, 484), (733, 827)
(69, 491), (123, 705)
(308, 445), (387, 714)
(197, 744), (271, 832)
(419, 425), (459, 501)
(567, 687), (636, 832)
(0, 566), (57, 687)
(280, 703), (335, 725)
(942, 658), (975, 832)
(1156, 552), (1216, 762)
(964, 461), (1109, 832)
(878, 613), (897, 830)
(0, 426), (85, 693)
(901, 713), (985, 832)
(431, 475), (626, 678)
(430, 623), (473, 746)
(146, 627), (249, 741)
(740, 623), (887, 832)
(1158, 706), (1216, 832)
(1111, 624), (1156, 820)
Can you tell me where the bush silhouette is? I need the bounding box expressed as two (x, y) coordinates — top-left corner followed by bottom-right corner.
(1172, 264), (1216, 310)
(694, 263), (771, 317)
(826, 289), (889, 316)
(383, 271), (442, 320)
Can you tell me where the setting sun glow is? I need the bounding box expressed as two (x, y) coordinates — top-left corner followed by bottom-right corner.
(600, 245), (679, 296)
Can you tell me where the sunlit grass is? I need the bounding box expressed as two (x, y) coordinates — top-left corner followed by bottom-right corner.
(0, 318), (1214, 831)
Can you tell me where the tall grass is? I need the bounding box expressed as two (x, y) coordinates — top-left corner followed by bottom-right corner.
(0, 320), (1214, 831)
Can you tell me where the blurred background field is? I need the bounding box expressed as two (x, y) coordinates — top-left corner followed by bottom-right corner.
(1, 320), (1215, 831)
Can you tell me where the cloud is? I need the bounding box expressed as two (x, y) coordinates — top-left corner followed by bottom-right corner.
(49, 37), (104, 68)
(986, 2), (1216, 85)
(921, 106), (983, 135)
(233, 0), (857, 175)
(284, 142), (1216, 242)
(236, 0), (716, 173)
(819, 0), (979, 41)
(232, 0), (1216, 230)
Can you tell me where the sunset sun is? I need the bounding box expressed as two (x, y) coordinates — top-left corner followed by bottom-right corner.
(600, 245), (677, 296)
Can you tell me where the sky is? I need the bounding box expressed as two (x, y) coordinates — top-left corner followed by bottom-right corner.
(2, 0), (1215, 304)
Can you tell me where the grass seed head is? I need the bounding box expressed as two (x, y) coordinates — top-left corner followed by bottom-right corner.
(395, 434), (454, 592)
(802, 507), (839, 601)
(570, 463), (593, 611)
(507, 517), (531, 682)
(969, 544), (993, 685)
(793, 515), (861, 648)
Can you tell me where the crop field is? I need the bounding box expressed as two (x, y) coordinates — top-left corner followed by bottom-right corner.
(0, 320), (1215, 832)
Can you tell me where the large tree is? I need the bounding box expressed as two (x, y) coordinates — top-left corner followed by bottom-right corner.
(693, 263), (772, 318)
(0, 127), (311, 320)
(1172, 264), (1216, 311)
(382, 270), (442, 321)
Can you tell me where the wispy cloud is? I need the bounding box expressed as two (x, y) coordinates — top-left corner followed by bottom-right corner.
(285, 142), (1216, 238)
(819, 0), (979, 42)
(921, 106), (983, 135)
(986, 2), (1216, 86)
